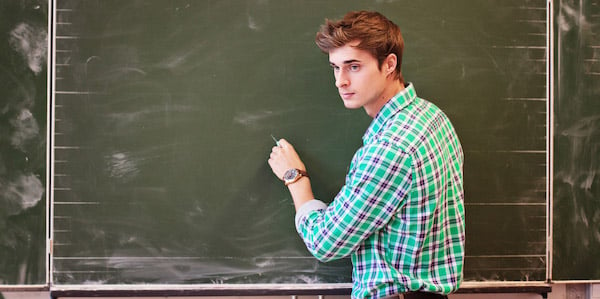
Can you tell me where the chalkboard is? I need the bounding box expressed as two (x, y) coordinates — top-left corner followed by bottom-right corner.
(0, 0), (48, 286)
(52, 0), (549, 285)
(553, 0), (600, 281)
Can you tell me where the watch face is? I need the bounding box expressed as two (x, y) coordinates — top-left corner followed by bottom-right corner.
(283, 168), (298, 180)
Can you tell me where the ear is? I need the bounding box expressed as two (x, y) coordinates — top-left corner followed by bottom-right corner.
(384, 53), (397, 76)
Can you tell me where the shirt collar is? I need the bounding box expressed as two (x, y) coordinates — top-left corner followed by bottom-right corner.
(363, 83), (417, 144)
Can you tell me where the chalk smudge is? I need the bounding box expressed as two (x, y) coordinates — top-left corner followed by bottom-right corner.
(0, 174), (44, 216)
(106, 152), (140, 180)
(233, 110), (285, 130)
(9, 109), (39, 151)
(9, 22), (47, 75)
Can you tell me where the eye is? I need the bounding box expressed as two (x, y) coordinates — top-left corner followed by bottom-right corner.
(331, 65), (340, 72)
(349, 64), (360, 72)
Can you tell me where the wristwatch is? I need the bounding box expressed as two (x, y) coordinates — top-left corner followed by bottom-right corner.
(283, 168), (309, 186)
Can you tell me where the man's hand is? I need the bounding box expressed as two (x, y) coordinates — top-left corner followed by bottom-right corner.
(268, 138), (315, 211)
(268, 139), (306, 181)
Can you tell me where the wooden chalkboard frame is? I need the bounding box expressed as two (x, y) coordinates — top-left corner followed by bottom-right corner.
(49, 282), (552, 298)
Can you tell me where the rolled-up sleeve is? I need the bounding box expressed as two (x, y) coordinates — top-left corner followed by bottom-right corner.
(295, 199), (328, 229)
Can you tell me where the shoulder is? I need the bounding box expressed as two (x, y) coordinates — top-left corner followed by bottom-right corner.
(386, 97), (454, 142)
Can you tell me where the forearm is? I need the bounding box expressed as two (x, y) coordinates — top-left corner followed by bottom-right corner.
(286, 176), (314, 211)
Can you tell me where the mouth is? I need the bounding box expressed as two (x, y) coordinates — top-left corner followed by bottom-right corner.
(340, 91), (355, 100)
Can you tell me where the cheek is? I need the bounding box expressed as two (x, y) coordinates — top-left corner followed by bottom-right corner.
(356, 73), (378, 88)
(370, 72), (388, 86)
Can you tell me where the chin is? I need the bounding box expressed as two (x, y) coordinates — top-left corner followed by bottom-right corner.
(342, 100), (362, 110)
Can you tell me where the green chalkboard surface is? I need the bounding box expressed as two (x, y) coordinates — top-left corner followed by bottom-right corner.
(53, 0), (548, 284)
(553, 0), (600, 281)
(0, 0), (48, 286)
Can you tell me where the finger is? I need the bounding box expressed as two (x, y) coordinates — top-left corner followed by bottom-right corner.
(271, 146), (281, 154)
(278, 138), (291, 148)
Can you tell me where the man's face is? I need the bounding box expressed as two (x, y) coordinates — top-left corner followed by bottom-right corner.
(328, 41), (390, 117)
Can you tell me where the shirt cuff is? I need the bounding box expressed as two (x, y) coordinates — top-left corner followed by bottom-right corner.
(295, 199), (328, 229)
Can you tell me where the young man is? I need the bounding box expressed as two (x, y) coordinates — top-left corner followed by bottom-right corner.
(268, 11), (465, 299)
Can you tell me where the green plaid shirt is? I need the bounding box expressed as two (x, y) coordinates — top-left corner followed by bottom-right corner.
(295, 84), (465, 298)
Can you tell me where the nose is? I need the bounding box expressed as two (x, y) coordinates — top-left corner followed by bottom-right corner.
(335, 70), (349, 88)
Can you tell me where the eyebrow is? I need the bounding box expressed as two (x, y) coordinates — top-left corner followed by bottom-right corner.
(329, 59), (361, 66)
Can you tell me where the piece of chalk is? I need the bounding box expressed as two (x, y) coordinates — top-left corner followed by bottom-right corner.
(271, 134), (280, 146)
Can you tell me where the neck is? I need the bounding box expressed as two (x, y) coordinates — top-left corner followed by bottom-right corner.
(365, 80), (405, 118)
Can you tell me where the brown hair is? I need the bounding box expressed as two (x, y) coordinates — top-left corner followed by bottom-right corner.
(315, 11), (404, 83)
